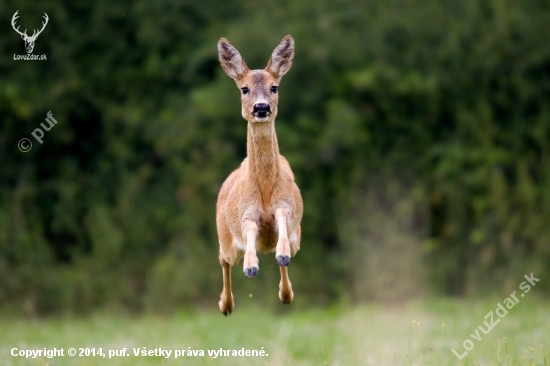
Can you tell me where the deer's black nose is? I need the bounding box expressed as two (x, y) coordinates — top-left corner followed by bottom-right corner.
(253, 103), (271, 117)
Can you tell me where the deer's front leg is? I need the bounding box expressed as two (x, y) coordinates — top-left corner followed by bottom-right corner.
(275, 208), (291, 266)
(275, 208), (294, 303)
(242, 219), (259, 277)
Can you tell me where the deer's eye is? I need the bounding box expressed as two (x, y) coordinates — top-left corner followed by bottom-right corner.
(270, 86), (278, 94)
(241, 87), (249, 95)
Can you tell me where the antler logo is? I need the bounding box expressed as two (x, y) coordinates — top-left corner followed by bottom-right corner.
(11, 11), (49, 54)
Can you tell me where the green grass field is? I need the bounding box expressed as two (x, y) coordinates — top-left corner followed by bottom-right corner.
(1, 297), (548, 366)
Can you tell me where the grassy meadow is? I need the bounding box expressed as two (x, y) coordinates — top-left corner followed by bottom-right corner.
(1, 297), (548, 366)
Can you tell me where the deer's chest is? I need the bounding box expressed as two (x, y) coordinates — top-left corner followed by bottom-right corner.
(256, 211), (278, 252)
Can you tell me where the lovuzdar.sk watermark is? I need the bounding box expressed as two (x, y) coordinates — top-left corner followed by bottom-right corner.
(11, 10), (48, 60)
(14, 54), (47, 61)
(451, 272), (540, 360)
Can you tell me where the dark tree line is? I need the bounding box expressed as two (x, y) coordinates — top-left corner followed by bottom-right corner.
(1, 0), (549, 314)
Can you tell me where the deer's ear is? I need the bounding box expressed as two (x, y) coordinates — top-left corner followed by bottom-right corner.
(266, 35), (294, 79)
(218, 38), (248, 80)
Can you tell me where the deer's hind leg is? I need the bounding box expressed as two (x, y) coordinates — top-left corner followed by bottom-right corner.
(217, 168), (243, 315)
(279, 266), (294, 304)
(217, 208), (241, 315)
(218, 253), (234, 315)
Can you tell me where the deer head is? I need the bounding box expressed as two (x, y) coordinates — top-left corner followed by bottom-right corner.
(11, 11), (49, 54)
(218, 35), (294, 124)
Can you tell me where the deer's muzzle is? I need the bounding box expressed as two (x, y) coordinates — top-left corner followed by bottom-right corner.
(253, 103), (271, 121)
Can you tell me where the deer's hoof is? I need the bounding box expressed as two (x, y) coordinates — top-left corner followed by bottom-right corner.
(220, 303), (232, 316)
(219, 294), (234, 316)
(244, 266), (259, 278)
(279, 289), (294, 304)
(277, 255), (290, 267)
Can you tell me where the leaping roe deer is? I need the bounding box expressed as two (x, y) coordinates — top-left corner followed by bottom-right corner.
(216, 35), (303, 315)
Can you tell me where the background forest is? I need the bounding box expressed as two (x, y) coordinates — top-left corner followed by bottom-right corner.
(1, 0), (549, 316)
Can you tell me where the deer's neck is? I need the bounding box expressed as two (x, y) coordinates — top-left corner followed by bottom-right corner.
(246, 122), (280, 204)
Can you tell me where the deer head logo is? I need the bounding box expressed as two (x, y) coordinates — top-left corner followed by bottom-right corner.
(11, 11), (49, 54)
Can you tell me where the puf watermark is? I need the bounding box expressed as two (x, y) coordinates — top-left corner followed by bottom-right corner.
(18, 111), (59, 152)
(451, 272), (540, 360)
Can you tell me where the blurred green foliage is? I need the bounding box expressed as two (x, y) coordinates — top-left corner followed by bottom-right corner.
(0, 0), (549, 314)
